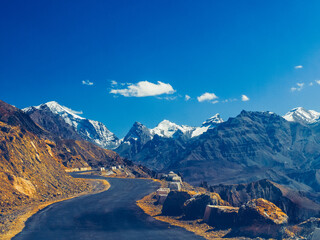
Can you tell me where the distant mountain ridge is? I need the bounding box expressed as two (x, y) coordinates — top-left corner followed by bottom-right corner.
(115, 114), (224, 166)
(116, 109), (320, 195)
(283, 107), (320, 125)
(23, 101), (225, 150)
(23, 101), (121, 149)
(168, 110), (320, 187)
(22, 101), (320, 194)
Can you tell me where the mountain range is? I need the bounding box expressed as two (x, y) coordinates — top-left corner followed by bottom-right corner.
(22, 101), (320, 193)
(117, 110), (320, 191)
(23, 101), (225, 149)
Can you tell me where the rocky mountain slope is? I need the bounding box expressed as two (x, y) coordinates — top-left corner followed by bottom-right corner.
(116, 110), (320, 194)
(115, 114), (224, 168)
(0, 100), (152, 234)
(23, 101), (120, 149)
(0, 100), (90, 225)
(169, 111), (320, 187)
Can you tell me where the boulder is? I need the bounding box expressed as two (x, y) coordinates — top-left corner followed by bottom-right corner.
(211, 179), (320, 223)
(162, 191), (192, 216)
(183, 194), (212, 220)
(238, 198), (288, 226)
(210, 192), (229, 206)
(235, 198), (288, 239)
(203, 205), (239, 228)
(157, 194), (168, 205)
(156, 188), (170, 195)
(169, 182), (181, 191)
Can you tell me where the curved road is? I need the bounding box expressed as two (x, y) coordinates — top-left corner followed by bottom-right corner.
(14, 175), (204, 240)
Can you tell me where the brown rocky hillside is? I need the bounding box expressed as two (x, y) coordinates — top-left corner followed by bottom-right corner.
(0, 120), (90, 230)
(0, 100), (151, 235)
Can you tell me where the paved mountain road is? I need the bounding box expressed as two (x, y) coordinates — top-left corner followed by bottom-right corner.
(13, 175), (204, 240)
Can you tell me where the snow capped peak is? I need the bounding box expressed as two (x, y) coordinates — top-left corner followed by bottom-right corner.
(151, 119), (194, 138)
(202, 113), (224, 127)
(24, 101), (84, 120)
(283, 107), (320, 125)
(43, 101), (84, 119)
(156, 119), (180, 130)
(145, 114), (224, 139)
(23, 101), (120, 149)
(189, 113), (224, 138)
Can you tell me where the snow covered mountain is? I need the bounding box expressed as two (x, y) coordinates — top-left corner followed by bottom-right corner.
(115, 114), (224, 161)
(202, 113), (224, 127)
(283, 107), (320, 125)
(150, 114), (224, 139)
(191, 113), (225, 137)
(150, 120), (195, 138)
(23, 101), (120, 149)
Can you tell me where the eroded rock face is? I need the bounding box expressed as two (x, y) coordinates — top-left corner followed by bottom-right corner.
(183, 194), (212, 220)
(162, 191), (191, 216)
(204, 205), (239, 228)
(211, 179), (320, 223)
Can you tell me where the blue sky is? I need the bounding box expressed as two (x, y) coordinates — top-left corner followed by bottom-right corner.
(2, 0), (320, 137)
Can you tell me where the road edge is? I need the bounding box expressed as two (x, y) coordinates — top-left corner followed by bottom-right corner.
(1, 178), (110, 240)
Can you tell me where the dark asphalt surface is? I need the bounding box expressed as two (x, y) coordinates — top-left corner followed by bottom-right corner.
(13, 175), (204, 240)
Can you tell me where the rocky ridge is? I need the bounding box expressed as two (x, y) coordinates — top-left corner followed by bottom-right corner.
(23, 101), (120, 149)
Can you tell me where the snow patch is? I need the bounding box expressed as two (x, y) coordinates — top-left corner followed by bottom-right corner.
(283, 107), (320, 125)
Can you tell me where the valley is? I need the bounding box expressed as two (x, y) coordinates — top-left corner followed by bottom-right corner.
(3, 2), (320, 239)
(1, 99), (320, 239)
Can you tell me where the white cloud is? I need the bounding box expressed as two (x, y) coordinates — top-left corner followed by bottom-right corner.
(110, 80), (175, 97)
(315, 80), (320, 85)
(241, 95), (250, 102)
(222, 98), (238, 103)
(309, 82), (314, 86)
(291, 82), (304, 92)
(185, 95), (191, 101)
(163, 96), (177, 101)
(111, 80), (118, 86)
(212, 100), (219, 104)
(294, 65), (303, 69)
(197, 92), (218, 102)
(291, 87), (297, 92)
(82, 80), (93, 86)
(297, 83), (304, 88)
